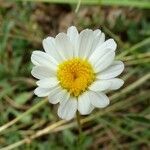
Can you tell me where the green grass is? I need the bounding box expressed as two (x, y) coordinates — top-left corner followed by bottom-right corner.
(14, 0), (150, 9)
(0, 1), (150, 149)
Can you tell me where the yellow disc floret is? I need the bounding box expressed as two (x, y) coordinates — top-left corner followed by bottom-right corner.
(57, 58), (95, 97)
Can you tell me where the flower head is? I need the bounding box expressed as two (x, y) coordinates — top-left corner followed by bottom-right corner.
(31, 26), (124, 120)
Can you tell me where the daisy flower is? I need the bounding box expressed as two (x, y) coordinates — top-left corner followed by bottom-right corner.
(31, 26), (124, 120)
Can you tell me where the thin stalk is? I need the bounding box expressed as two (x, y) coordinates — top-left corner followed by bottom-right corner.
(82, 73), (150, 123)
(122, 52), (150, 61)
(1, 89), (149, 149)
(0, 99), (48, 133)
(0, 120), (66, 150)
(49, 90), (149, 134)
(14, 0), (150, 9)
(125, 58), (150, 66)
(76, 110), (84, 147)
(76, 111), (82, 134)
(1, 90), (148, 150)
(117, 37), (150, 59)
(75, 0), (81, 13)
(1, 74), (149, 150)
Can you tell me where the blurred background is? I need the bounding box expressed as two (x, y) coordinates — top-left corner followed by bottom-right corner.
(0, 0), (150, 149)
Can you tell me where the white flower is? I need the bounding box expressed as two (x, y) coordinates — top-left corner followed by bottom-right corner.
(31, 26), (124, 120)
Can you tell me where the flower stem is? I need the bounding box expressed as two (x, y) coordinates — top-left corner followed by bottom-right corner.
(76, 111), (82, 134)
(76, 111), (85, 147)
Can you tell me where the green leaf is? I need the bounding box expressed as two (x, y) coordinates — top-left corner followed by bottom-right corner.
(62, 130), (76, 149)
(127, 115), (150, 125)
(15, 92), (32, 105)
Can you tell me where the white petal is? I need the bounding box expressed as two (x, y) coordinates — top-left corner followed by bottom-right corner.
(89, 80), (111, 92)
(67, 26), (79, 57)
(48, 87), (68, 104)
(94, 51), (115, 73)
(101, 38), (117, 50)
(97, 61), (124, 79)
(43, 37), (62, 62)
(89, 78), (124, 92)
(77, 29), (94, 58)
(95, 33), (105, 48)
(67, 26), (79, 45)
(78, 91), (94, 115)
(34, 87), (50, 97)
(55, 33), (74, 60)
(91, 29), (101, 52)
(89, 91), (110, 108)
(98, 33), (105, 44)
(91, 30), (105, 52)
(31, 66), (55, 79)
(36, 78), (59, 88)
(89, 39), (117, 66)
(109, 78), (124, 90)
(58, 97), (77, 120)
(31, 51), (57, 71)
(93, 29), (101, 36)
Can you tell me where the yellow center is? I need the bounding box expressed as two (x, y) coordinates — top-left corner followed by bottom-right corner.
(57, 58), (95, 97)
